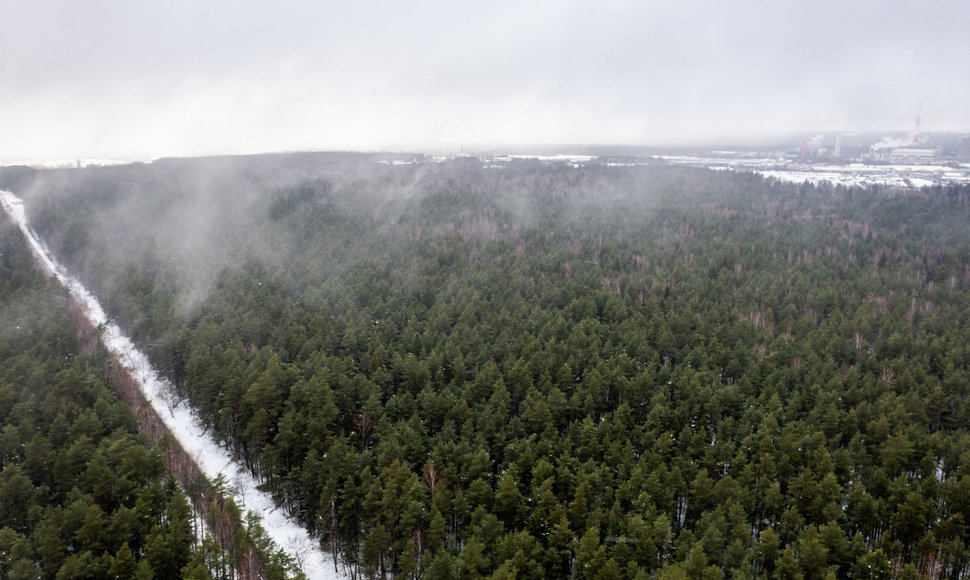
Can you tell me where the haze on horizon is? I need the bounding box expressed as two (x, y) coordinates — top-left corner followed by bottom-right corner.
(2, 0), (969, 161)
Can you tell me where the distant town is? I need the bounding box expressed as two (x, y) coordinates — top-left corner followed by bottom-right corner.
(650, 130), (970, 188)
(465, 130), (970, 189)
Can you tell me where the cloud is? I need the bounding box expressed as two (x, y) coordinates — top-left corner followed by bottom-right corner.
(2, 0), (968, 159)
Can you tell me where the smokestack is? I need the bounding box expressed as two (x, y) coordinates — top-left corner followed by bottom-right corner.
(914, 101), (922, 144)
(801, 139), (807, 157)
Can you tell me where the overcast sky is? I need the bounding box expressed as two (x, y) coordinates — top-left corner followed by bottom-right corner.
(2, 0), (968, 160)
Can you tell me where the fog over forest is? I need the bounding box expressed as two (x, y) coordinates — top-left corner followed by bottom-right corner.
(3, 155), (970, 578)
(3, 0), (970, 578)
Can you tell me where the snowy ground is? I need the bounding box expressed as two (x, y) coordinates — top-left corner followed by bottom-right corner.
(656, 155), (970, 188)
(1, 189), (345, 580)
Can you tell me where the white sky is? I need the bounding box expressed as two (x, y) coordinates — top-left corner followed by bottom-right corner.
(2, 0), (969, 159)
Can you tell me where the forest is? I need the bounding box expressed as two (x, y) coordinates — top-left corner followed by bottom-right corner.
(3, 153), (970, 579)
(0, 210), (223, 578)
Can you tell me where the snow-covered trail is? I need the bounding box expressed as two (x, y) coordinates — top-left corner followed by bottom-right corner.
(1, 189), (345, 580)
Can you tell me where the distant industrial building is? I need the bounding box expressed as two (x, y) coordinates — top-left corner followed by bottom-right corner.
(865, 105), (945, 164)
(958, 136), (970, 162)
(800, 135), (824, 157)
(889, 145), (942, 164)
(869, 135), (941, 164)
(870, 136), (907, 160)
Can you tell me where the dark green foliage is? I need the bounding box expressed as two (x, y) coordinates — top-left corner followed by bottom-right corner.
(6, 155), (970, 578)
(0, 213), (217, 578)
(0, 205), (326, 580)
